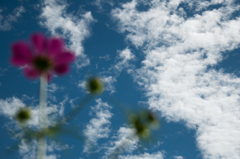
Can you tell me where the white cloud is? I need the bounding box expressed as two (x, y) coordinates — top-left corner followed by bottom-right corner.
(40, 0), (95, 68)
(47, 141), (69, 152)
(78, 80), (86, 90)
(0, 97), (25, 117)
(0, 6), (25, 31)
(57, 95), (69, 116)
(115, 48), (135, 75)
(104, 127), (139, 159)
(78, 48), (135, 94)
(101, 48), (135, 94)
(0, 97), (65, 128)
(48, 83), (60, 93)
(112, 0), (240, 158)
(93, 0), (114, 10)
(99, 54), (111, 61)
(47, 155), (57, 159)
(83, 98), (112, 153)
(18, 137), (66, 159)
(102, 76), (117, 94)
(19, 140), (38, 159)
(0, 97), (40, 128)
(174, 156), (184, 159)
(47, 83), (63, 102)
(119, 152), (164, 159)
(0, 96), (71, 158)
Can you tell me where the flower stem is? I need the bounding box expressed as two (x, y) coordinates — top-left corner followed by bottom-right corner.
(37, 74), (47, 159)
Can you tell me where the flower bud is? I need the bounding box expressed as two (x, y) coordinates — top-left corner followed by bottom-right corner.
(141, 111), (160, 129)
(129, 114), (149, 138)
(87, 77), (104, 95)
(15, 108), (31, 123)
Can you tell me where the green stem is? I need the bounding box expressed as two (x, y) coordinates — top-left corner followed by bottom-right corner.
(37, 74), (47, 159)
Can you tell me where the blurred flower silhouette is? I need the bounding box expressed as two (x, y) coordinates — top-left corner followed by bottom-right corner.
(129, 110), (160, 139)
(15, 108), (31, 124)
(129, 113), (149, 138)
(11, 33), (76, 81)
(87, 77), (104, 95)
(141, 111), (159, 129)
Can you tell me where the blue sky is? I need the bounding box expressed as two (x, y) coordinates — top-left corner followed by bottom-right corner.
(0, 0), (240, 158)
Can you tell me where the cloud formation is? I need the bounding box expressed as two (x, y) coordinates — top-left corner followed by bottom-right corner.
(0, 96), (69, 158)
(119, 151), (164, 159)
(104, 127), (139, 159)
(40, 0), (95, 68)
(101, 48), (135, 94)
(112, 0), (240, 158)
(174, 156), (184, 159)
(0, 6), (25, 31)
(83, 98), (112, 153)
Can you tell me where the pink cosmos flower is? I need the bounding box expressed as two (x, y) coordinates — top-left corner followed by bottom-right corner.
(11, 33), (76, 81)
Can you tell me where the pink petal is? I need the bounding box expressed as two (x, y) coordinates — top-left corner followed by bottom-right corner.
(47, 37), (64, 56)
(23, 67), (40, 79)
(31, 33), (46, 54)
(53, 64), (69, 75)
(53, 51), (76, 65)
(11, 42), (33, 66)
(47, 73), (52, 82)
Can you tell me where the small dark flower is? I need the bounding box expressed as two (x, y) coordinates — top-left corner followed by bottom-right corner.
(129, 114), (149, 138)
(15, 108), (31, 123)
(141, 111), (159, 129)
(129, 110), (160, 138)
(87, 77), (104, 95)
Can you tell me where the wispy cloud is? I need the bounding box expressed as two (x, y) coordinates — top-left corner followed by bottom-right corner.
(92, 0), (114, 10)
(83, 98), (112, 153)
(0, 97), (39, 128)
(40, 0), (95, 68)
(0, 97), (25, 118)
(119, 151), (164, 159)
(112, 0), (240, 158)
(101, 48), (135, 94)
(0, 6), (25, 31)
(18, 135), (68, 159)
(114, 48), (136, 75)
(174, 156), (184, 159)
(0, 96), (67, 128)
(0, 97), (69, 158)
(47, 83), (63, 102)
(78, 48), (135, 94)
(99, 54), (111, 61)
(102, 76), (117, 94)
(104, 127), (139, 159)
(18, 140), (38, 159)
